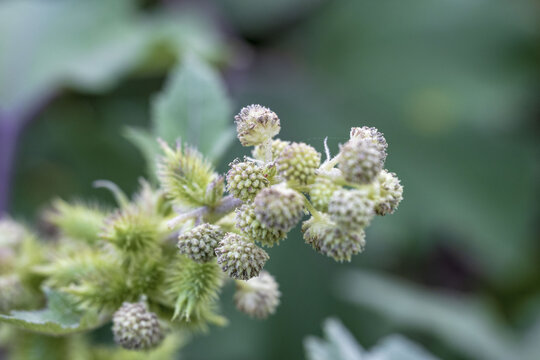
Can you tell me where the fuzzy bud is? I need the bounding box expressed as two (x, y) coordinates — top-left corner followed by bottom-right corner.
(309, 176), (340, 212)
(178, 224), (224, 263)
(226, 159), (270, 202)
(0, 275), (27, 312)
(253, 185), (305, 232)
(235, 204), (286, 247)
(252, 139), (290, 162)
(215, 233), (269, 280)
(0, 218), (26, 248)
(338, 138), (384, 185)
(350, 126), (387, 162)
(302, 216), (365, 262)
(234, 271), (280, 319)
(374, 170), (403, 215)
(112, 302), (164, 351)
(277, 142), (321, 186)
(328, 189), (375, 231)
(235, 104), (281, 146)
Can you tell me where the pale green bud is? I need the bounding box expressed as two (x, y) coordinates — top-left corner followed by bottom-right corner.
(234, 271), (280, 319)
(309, 176), (340, 212)
(226, 159), (270, 202)
(277, 142), (321, 186)
(328, 189), (375, 232)
(374, 170), (403, 215)
(0, 275), (27, 312)
(0, 217), (26, 248)
(112, 302), (164, 351)
(253, 185), (305, 232)
(235, 204), (286, 247)
(235, 104), (281, 146)
(252, 139), (290, 162)
(178, 224), (224, 263)
(215, 233), (269, 280)
(350, 126), (387, 162)
(338, 138), (384, 185)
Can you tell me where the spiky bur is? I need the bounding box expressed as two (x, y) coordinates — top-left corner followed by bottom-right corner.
(157, 140), (222, 208)
(253, 185), (305, 232)
(162, 255), (225, 327)
(338, 137), (384, 185)
(112, 302), (164, 351)
(234, 271), (280, 319)
(350, 126), (388, 162)
(235, 204), (286, 247)
(373, 170), (404, 215)
(252, 139), (290, 162)
(328, 189), (375, 232)
(309, 176), (340, 212)
(44, 200), (106, 244)
(215, 233), (269, 280)
(177, 224), (224, 263)
(277, 142), (321, 186)
(234, 104), (281, 146)
(226, 159), (271, 202)
(302, 215), (365, 262)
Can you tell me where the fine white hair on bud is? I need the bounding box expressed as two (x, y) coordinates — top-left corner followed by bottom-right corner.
(328, 189), (375, 232)
(234, 271), (280, 319)
(350, 126), (387, 163)
(226, 159), (271, 202)
(373, 170), (403, 215)
(215, 233), (269, 280)
(235, 204), (286, 247)
(276, 142), (321, 186)
(338, 137), (384, 185)
(178, 223), (224, 263)
(235, 104), (281, 147)
(112, 302), (164, 351)
(253, 185), (305, 232)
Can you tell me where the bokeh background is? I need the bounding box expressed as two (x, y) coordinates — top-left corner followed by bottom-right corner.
(1, 0), (539, 359)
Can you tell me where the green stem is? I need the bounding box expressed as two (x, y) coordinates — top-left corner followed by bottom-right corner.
(302, 194), (322, 221)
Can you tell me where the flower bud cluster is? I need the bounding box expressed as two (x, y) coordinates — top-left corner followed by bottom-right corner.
(112, 302), (164, 350)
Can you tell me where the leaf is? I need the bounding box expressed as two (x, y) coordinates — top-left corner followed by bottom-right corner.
(152, 54), (234, 161)
(0, 288), (106, 336)
(124, 127), (160, 181)
(337, 270), (520, 360)
(366, 335), (440, 360)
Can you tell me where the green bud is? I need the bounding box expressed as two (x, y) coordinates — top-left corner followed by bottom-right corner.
(235, 104), (281, 146)
(350, 126), (387, 162)
(234, 271), (280, 319)
(112, 302), (164, 351)
(215, 233), (269, 280)
(45, 200), (106, 244)
(309, 176), (340, 212)
(252, 139), (290, 162)
(277, 142), (321, 186)
(0, 217), (27, 248)
(235, 204), (286, 247)
(253, 185), (305, 232)
(178, 224), (224, 263)
(328, 189), (375, 232)
(374, 170), (403, 215)
(226, 159), (270, 202)
(338, 138), (384, 185)
(0, 275), (28, 312)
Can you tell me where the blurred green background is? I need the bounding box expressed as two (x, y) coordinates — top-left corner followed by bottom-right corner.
(2, 0), (540, 359)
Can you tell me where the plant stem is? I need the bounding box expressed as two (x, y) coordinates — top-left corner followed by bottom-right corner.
(302, 194), (322, 220)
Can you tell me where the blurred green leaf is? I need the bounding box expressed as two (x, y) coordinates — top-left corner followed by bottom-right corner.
(366, 335), (440, 360)
(124, 127), (160, 182)
(152, 54), (234, 161)
(337, 270), (520, 360)
(0, 288), (105, 335)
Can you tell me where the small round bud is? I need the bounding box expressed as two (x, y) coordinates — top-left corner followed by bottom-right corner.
(329, 189), (375, 231)
(215, 233), (269, 280)
(350, 126), (387, 162)
(0, 275), (27, 312)
(235, 204), (286, 247)
(234, 271), (280, 319)
(235, 104), (281, 146)
(253, 185), (305, 232)
(252, 139), (290, 162)
(226, 159), (270, 202)
(309, 176), (340, 212)
(277, 142), (321, 186)
(178, 224), (224, 263)
(374, 170), (403, 215)
(0, 218), (26, 248)
(112, 302), (164, 351)
(338, 138), (384, 184)
(302, 216), (365, 262)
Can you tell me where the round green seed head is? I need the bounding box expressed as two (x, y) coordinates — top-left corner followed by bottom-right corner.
(338, 138), (384, 185)
(178, 223), (224, 263)
(277, 142), (321, 186)
(374, 170), (403, 215)
(235, 104), (281, 146)
(215, 233), (269, 280)
(234, 270), (280, 319)
(226, 159), (270, 202)
(252, 139), (290, 162)
(253, 185), (305, 232)
(112, 302), (164, 351)
(235, 204), (286, 247)
(309, 176), (340, 212)
(350, 126), (387, 163)
(328, 189), (375, 232)
(0, 275), (27, 312)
